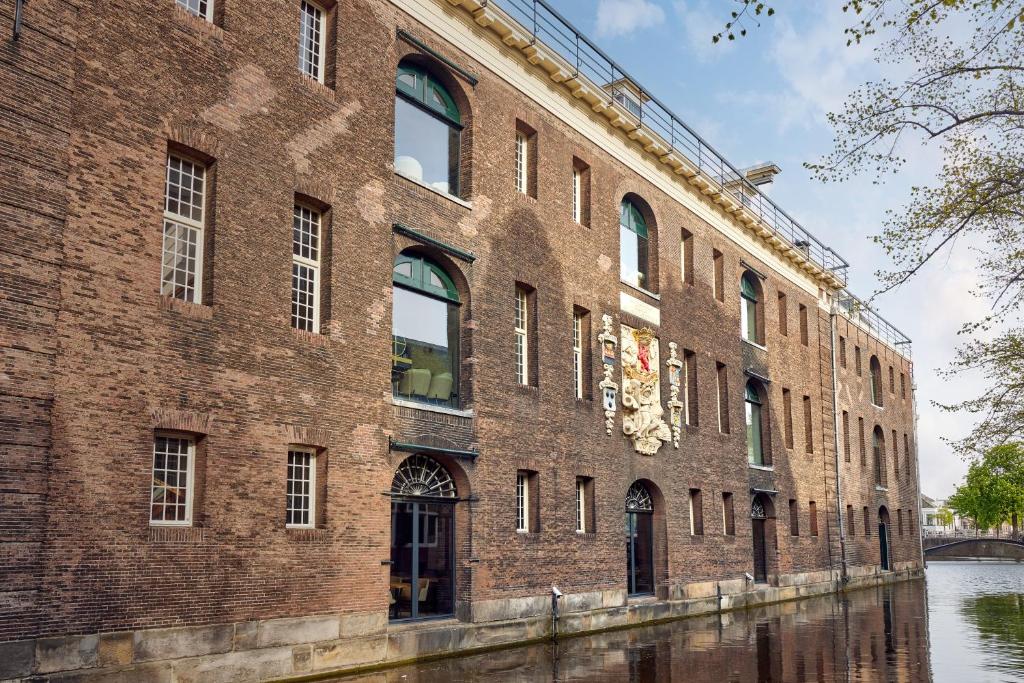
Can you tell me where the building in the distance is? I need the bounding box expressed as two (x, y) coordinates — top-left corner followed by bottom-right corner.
(0, 0), (923, 679)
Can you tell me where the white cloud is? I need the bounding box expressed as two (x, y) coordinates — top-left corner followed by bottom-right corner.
(673, 1), (734, 62)
(595, 0), (666, 39)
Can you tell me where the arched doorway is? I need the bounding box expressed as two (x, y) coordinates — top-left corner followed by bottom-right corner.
(878, 506), (891, 571)
(625, 482), (655, 596)
(751, 493), (775, 583)
(390, 454), (457, 620)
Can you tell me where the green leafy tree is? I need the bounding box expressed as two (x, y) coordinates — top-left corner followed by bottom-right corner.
(948, 444), (1024, 534)
(936, 506), (954, 529)
(715, 0), (1024, 455)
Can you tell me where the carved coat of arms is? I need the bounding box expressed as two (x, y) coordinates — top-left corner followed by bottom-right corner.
(620, 325), (671, 455)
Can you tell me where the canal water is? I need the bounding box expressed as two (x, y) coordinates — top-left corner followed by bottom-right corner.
(333, 562), (1023, 682)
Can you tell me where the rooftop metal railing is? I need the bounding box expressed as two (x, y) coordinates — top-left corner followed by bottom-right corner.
(836, 291), (913, 357)
(490, 0), (850, 282)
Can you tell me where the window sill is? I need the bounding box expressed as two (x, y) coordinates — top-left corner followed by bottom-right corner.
(390, 397), (474, 419)
(742, 338), (768, 352)
(871, 404), (885, 410)
(291, 327), (329, 347)
(394, 169), (472, 209)
(173, 6), (225, 39)
(298, 73), (336, 101)
(148, 526), (206, 544)
(875, 485), (889, 492)
(619, 279), (661, 301)
(749, 464), (774, 472)
(159, 294), (213, 320)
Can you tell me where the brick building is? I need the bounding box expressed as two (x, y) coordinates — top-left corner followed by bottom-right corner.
(0, 0), (923, 679)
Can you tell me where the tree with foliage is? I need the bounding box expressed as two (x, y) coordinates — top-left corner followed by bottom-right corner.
(947, 443), (1024, 535)
(715, 0), (1024, 455)
(936, 506), (954, 530)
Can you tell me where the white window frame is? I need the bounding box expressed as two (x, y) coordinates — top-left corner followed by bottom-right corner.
(516, 471), (529, 532)
(515, 288), (529, 385)
(573, 312), (583, 399)
(572, 167), (582, 223)
(576, 478), (586, 533)
(683, 353), (693, 426)
(716, 370), (724, 434)
(291, 204), (321, 332)
(515, 132), (528, 194)
(161, 153), (206, 304)
(689, 491), (697, 535)
(150, 433), (196, 527)
(176, 0), (213, 21)
(298, 0), (327, 83)
(286, 448), (317, 529)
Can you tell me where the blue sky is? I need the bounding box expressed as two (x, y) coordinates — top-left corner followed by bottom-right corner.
(544, 0), (982, 498)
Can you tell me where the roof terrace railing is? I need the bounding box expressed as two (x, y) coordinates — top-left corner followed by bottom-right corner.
(836, 291), (913, 358)
(490, 0), (850, 283)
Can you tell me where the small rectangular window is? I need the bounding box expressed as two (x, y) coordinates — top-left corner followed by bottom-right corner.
(298, 1), (326, 82)
(789, 499), (799, 536)
(803, 395), (813, 453)
(681, 229), (694, 286)
(799, 304), (809, 346)
(859, 417), (867, 466)
(777, 292), (788, 336)
(716, 361), (729, 434)
(176, 0), (213, 20)
(689, 489), (704, 535)
(684, 349), (698, 427)
(900, 372), (907, 399)
(162, 153), (207, 303)
(855, 346), (862, 375)
(515, 287), (529, 385)
(151, 434), (195, 525)
(842, 410), (851, 462)
(809, 501), (818, 536)
(713, 249), (724, 302)
(839, 336), (847, 368)
(782, 388), (794, 449)
(292, 204), (321, 332)
(722, 492), (735, 536)
(516, 471), (529, 532)
(572, 157), (590, 226)
(847, 505), (855, 536)
(863, 506), (870, 537)
(286, 448), (316, 528)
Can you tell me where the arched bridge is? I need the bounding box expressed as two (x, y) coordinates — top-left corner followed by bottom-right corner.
(924, 537), (1024, 560)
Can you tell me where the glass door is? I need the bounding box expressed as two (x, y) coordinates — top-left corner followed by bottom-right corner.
(626, 511), (654, 595)
(390, 499), (455, 620)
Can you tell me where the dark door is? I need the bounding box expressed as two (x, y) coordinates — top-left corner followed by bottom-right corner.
(390, 500), (455, 620)
(626, 511), (654, 595)
(879, 522), (890, 570)
(752, 518), (768, 583)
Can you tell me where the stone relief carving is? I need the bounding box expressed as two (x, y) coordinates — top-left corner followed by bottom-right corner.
(620, 325), (671, 455)
(598, 314), (619, 436)
(666, 342), (684, 449)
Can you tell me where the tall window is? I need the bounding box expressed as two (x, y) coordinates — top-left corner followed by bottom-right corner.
(904, 433), (912, 477)
(394, 62), (461, 196)
(722, 492), (735, 535)
(176, 0), (212, 20)
(620, 199), (650, 290)
(900, 372), (907, 399)
(689, 489), (704, 535)
(870, 356), (884, 407)
(839, 336), (847, 367)
(842, 410), (851, 462)
(716, 362), (730, 434)
(799, 304), (809, 346)
(863, 506), (871, 537)
(151, 434), (194, 525)
(809, 501), (818, 536)
(684, 349), (698, 426)
(777, 292), (788, 336)
(515, 131), (528, 194)
(292, 204), (321, 332)
(572, 166), (582, 223)
(789, 499), (799, 536)
(873, 426), (887, 487)
(286, 449), (316, 528)
(847, 505), (855, 536)
(859, 417), (867, 465)
(740, 272), (761, 344)
(515, 287), (529, 385)
(803, 395), (813, 453)
(893, 429), (900, 480)
(712, 249), (724, 302)
(392, 253), (461, 408)
(573, 310), (584, 399)
(516, 471), (530, 532)
(161, 153), (206, 303)
(889, 365), (895, 394)
(681, 229), (694, 285)
(576, 478), (587, 533)
(298, 1), (326, 82)
(745, 380), (766, 466)
(782, 388), (794, 449)
(855, 346), (862, 375)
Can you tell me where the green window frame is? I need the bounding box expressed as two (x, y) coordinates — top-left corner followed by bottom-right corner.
(620, 200), (648, 238)
(745, 380), (765, 466)
(741, 272), (760, 344)
(396, 63), (461, 126)
(393, 254), (460, 303)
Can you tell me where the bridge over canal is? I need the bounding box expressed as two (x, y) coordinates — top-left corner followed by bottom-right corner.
(924, 537), (1024, 560)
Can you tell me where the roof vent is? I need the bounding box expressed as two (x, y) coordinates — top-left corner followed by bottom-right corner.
(742, 162), (782, 191)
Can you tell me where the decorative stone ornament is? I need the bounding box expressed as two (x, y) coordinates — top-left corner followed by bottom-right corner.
(620, 325), (672, 455)
(597, 314), (619, 435)
(666, 342), (684, 449)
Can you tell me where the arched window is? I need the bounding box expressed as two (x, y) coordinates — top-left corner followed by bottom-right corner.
(392, 253), (460, 408)
(869, 356), (883, 407)
(872, 426), (887, 487)
(740, 272), (762, 345)
(620, 199), (650, 290)
(745, 380), (767, 466)
(394, 62), (462, 196)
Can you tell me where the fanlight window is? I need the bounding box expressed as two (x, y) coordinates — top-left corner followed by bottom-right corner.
(394, 62), (462, 196)
(625, 482), (653, 512)
(392, 253), (460, 408)
(619, 200), (650, 290)
(391, 454), (456, 498)
(751, 498), (767, 519)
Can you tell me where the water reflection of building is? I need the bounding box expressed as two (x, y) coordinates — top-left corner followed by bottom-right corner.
(1, 0), (922, 679)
